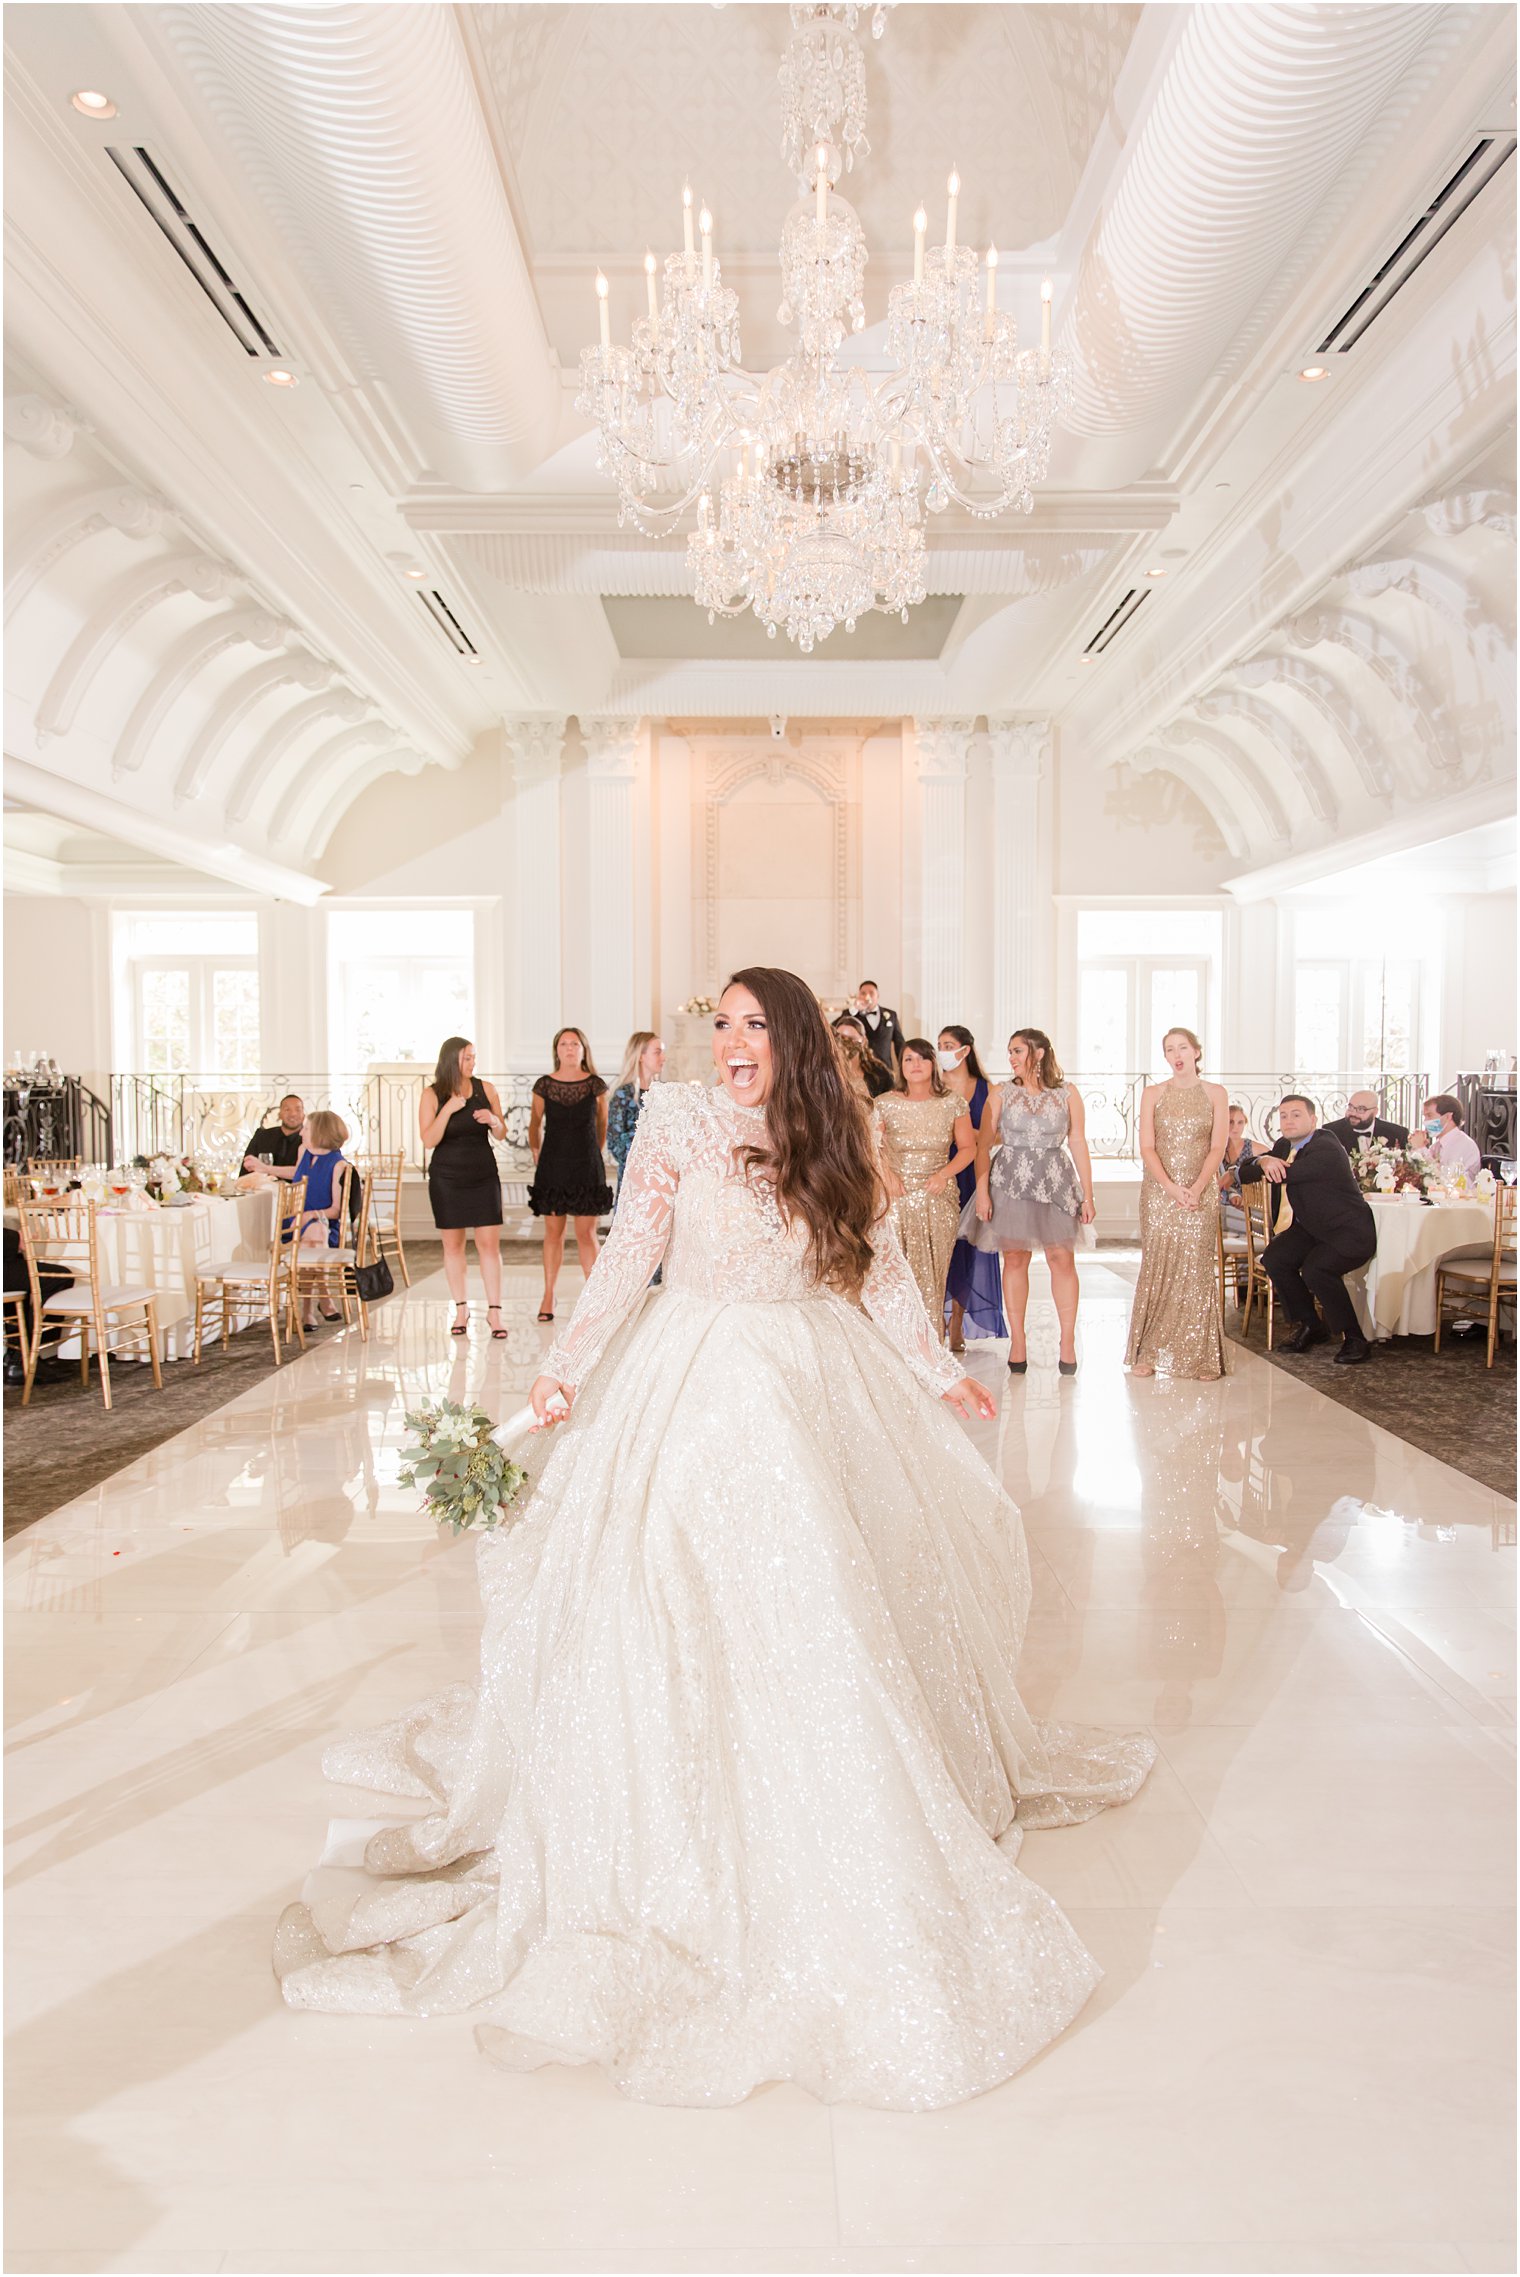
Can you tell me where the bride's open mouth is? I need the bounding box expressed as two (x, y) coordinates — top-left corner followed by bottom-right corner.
(726, 1059), (760, 1093)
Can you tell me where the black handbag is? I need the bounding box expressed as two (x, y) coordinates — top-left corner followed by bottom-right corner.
(348, 1255), (394, 1304)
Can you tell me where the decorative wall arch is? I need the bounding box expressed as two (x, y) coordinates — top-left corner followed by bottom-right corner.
(1285, 606), (1456, 780)
(1191, 688), (1338, 827)
(1129, 743), (1250, 863)
(225, 690), (371, 825)
(1159, 720), (1291, 848)
(5, 484), (173, 624)
(306, 747), (430, 861)
(1223, 654), (1395, 801)
(173, 655), (322, 805)
(1422, 488), (1517, 542)
(698, 737), (859, 987)
(275, 723), (408, 850)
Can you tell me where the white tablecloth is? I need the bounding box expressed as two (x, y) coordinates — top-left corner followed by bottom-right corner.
(1355, 1193), (1496, 1338)
(18, 1190), (280, 1361)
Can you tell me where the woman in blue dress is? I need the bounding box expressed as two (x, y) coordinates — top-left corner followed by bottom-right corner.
(937, 1026), (1006, 1351)
(270, 1109), (351, 1326)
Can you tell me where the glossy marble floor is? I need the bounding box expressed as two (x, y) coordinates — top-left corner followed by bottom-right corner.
(5, 1259), (1515, 2276)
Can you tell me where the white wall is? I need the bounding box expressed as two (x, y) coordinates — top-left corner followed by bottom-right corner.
(3, 892), (112, 1098)
(1438, 889), (1516, 1083)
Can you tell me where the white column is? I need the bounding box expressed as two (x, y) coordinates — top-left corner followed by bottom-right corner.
(502, 715), (566, 1068)
(986, 716), (1052, 1047)
(580, 714), (641, 1068)
(912, 718), (975, 1030)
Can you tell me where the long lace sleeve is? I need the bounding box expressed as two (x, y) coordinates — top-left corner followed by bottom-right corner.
(856, 1206), (964, 1397)
(540, 1087), (681, 1389)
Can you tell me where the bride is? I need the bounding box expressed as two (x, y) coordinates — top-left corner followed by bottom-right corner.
(275, 968), (1154, 2109)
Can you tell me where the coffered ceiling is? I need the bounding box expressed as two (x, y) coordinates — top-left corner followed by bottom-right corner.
(2, 1), (1514, 895)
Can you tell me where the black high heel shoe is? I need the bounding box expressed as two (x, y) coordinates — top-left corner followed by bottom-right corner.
(1007, 1357), (1027, 1375)
(450, 1303), (469, 1338)
(487, 1305), (509, 1341)
(1058, 1358), (1078, 1377)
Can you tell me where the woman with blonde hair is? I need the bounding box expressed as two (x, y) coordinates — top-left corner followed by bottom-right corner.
(279, 966), (1153, 2106)
(960, 1028), (1095, 1376)
(1125, 1027), (1230, 1379)
(528, 1025), (611, 1322)
(607, 1031), (665, 1204)
(272, 1108), (353, 1328)
(421, 1036), (507, 1341)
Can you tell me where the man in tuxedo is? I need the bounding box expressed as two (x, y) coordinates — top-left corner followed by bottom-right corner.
(1322, 1089), (1409, 1156)
(853, 981), (904, 1078)
(1239, 1094), (1377, 1364)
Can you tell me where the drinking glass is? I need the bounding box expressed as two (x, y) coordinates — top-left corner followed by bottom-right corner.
(1500, 1161), (1518, 1188)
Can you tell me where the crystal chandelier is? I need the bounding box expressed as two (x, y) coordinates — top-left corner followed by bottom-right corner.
(575, 2), (1073, 653)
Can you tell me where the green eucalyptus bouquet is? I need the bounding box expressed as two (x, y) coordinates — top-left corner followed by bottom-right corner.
(397, 1397), (533, 1534)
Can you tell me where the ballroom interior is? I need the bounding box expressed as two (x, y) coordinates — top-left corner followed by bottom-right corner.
(3, 3), (1516, 2273)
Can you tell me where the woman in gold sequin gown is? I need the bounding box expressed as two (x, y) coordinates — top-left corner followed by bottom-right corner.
(1126, 1028), (1231, 1380)
(874, 1040), (976, 1340)
(277, 970), (1155, 2112)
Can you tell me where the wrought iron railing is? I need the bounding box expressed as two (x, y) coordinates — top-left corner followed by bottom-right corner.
(109, 1072), (540, 1173)
(3, 1076), (112, 1167)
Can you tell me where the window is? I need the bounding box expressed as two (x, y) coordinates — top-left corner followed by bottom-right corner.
(1075, 909), (1221, 1074)
(1292, 906), (1421, 1075)
(118, 913), (260, 1075)
(328, 909), (475, 1073)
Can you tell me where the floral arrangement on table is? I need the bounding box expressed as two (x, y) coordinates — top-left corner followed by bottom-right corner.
(397, 1398), (535, 1534)
(675, 995), (716, 1017)
(1351, 1140), (1433, 1198)
(134, 1151), (205, 1198)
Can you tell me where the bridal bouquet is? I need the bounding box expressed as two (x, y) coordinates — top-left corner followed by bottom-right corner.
(398, 1398), (534, 1534)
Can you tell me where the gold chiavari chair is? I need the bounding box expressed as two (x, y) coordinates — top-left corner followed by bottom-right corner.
(26, 1156), (81, 1186)
(1239, 1179), (1276, 1347)
(16, 1195), (163, 1410)
(194, 1178), (307, 1366)
(353, 1150), (409, 1285)
(1434, 1186), (1517, 1368)
(293, 1164), (378, 1339)
(3, 1164), (21, 1209)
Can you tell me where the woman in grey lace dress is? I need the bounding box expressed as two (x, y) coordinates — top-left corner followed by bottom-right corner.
(959, 1029), (1096, 1377)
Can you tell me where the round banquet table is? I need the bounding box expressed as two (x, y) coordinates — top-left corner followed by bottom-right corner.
(1353, 1192), (1497, 1339)
(9, 1188), (279, 1362)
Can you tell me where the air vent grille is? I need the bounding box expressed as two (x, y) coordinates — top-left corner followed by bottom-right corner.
(1083, 586), (1151, 656)
(106, 145), (284, 359)
(1315, 132), (1516, 356)
(416, 588), (479, 658)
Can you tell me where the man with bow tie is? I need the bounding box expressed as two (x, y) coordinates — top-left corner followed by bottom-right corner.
(853, 981), (905, 1080)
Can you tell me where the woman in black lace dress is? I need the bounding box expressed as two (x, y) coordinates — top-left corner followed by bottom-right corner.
(528, 1026), (612, 1322)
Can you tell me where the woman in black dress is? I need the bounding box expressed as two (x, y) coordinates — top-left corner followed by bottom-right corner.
(421, 1036), (508, 1341)
(528, 1026), (611, 1322)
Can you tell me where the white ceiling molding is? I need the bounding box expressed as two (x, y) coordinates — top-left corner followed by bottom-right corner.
(1284, 605), (1460, 781)
(1059, 3), (1445, 485)
(109, 605), (290, 779)
(1190, 689), (1339, 829)
(2, 393), (82, 458)
(225, 691), (373, 828)
(304, 744), (430, 861)
(173, 653), (327, 805)
(1222, 656), (1395, 803)
(606, 663), (951, 719)
(1158, 719), (1292, 848)
(154, 3), (564, 489)
(6, 483), (174, 624)
(1128, 743), (1251, 864)
(2, 753), (325, 902)
(1223, 773), (1516, 901)
(457, 531), (1114, 602)
(1422, 486), (1517, 539)
(34, 551), (237, 739)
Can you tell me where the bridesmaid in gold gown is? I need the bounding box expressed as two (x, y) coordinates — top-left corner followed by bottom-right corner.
(875, 1040), (977, 1341)
(1126, 1027), (1231, 1379)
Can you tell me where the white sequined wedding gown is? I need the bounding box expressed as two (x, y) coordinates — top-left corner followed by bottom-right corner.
(275, 1083), (1154, 2109)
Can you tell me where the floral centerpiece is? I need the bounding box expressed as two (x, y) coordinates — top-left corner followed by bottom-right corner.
(676, 995), (715, 1017)
(1352, 1140), (1432, 1198)
(397, 1398), (536, 1534)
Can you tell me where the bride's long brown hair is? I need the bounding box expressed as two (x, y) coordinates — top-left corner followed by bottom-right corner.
(724, 966), (880, 1301)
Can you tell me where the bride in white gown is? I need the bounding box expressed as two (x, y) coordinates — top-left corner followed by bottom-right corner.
(275, 969), (1154, 2109)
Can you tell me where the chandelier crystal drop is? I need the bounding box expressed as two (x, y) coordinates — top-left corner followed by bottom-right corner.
(575, 12), (1073, 653)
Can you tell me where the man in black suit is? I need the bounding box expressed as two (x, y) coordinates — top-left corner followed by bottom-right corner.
(243, 1092), (305, 1173)
(853, 981), (905, 1078)
(1239, 1094), (1377, 1364)
(1322, 1088), (1409, 1156)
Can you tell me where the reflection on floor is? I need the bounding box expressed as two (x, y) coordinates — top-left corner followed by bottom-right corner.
(5, 1258), (1515, 2276)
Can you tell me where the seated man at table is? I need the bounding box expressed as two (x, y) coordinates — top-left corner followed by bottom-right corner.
(1408, 1094), (1482, 1176)
(1323, 1089), (1409, 1155)
(1240, 1094), (1377, 1365)
(243, 1093), (305, 1175)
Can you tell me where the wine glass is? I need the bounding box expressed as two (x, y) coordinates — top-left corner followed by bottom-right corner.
(1500, 1161), (1518, 1188)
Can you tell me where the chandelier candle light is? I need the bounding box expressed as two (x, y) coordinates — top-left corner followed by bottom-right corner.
(576, 1), (1074, 652)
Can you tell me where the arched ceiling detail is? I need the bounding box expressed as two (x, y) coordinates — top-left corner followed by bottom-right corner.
(3, 410), (451, 880)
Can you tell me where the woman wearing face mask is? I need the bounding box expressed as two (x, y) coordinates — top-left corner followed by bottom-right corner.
(277, 967), (1153, 2110)
(873, 1039), (976, 1339)
(960, 1028), (1096, 1375)
(937, 1025), (1007, 1352)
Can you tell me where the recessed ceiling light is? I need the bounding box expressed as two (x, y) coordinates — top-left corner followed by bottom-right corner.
(263, 368), (299, 388)
(70, 89), (117, 117)
(1145, 566), (1167, 578)
(1298, 364), (1329, 382)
